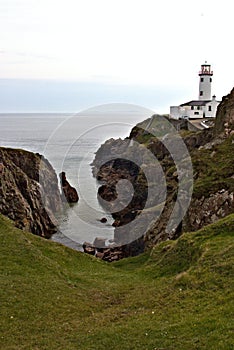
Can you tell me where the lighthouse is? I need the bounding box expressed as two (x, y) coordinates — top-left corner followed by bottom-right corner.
(198, 62), (213, 100)
(169, 62), (220, 120)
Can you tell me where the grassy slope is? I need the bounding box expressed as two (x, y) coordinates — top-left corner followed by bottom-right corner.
(0, 214), (234, 350)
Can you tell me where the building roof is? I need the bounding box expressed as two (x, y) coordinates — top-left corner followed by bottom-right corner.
(180, 100), (211, 107)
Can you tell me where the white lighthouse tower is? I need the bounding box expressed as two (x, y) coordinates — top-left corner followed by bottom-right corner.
(170, 62), (220, 120)
(198, 62), (213, 100)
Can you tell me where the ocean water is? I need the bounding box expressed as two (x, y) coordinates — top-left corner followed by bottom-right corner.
(0, 105), (153, 249)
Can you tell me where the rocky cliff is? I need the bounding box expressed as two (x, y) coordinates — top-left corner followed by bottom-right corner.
(0, 147), (62, 238)
(214, 87), (234, 136)
(90, 88), (234, 260)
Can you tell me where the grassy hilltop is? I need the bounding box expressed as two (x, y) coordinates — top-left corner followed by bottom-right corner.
(1, 213), (233, 350)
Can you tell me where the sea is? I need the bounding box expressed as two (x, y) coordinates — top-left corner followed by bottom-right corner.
(0, 104), (153, 250)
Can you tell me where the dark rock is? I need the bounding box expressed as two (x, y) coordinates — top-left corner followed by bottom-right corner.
(83, 235), (145, 262)
(96, 251), (105, 259)
(100, 217), (107, 223)
(82, 242), (95, 255)
(110, 255), (120, 262)
(98, 184), (117, 203)
(59, 172), (79, 203)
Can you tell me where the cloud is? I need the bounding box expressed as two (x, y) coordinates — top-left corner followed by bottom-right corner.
(0, 0), (233, 98)
(0, 49), (55, 61)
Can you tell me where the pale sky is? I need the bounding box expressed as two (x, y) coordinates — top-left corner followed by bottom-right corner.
(0, 0), (233, 111)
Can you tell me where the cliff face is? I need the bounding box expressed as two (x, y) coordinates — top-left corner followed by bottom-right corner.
(214, 87), (234, 136)
(91, 88), (234, 260)
(180, 88), (234, 234)
(0, 147), (61, 238)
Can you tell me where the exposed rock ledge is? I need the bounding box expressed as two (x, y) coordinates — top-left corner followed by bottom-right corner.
(184, 190), (234, 232)
(0, 147), (62, 238)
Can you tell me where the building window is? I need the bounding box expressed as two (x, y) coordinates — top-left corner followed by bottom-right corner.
(200, 91), (203, 96)
(191, 106), (194, 110)
(197, 106), (200, 110)
(210, 78), (212, 82)
(194, 112), (199, 115)
(208, 106), (212, 111)
(201, 78), (204, 82)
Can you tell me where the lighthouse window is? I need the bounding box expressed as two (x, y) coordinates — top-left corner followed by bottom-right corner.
(201, 78), (204, 82)
(200, 91), (203, 96)
(210, 78), (212, 82)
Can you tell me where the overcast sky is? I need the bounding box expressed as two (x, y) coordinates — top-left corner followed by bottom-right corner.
(0, 0), (233, 112)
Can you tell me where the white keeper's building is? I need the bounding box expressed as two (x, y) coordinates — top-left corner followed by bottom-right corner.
(170, 62), (220, 120)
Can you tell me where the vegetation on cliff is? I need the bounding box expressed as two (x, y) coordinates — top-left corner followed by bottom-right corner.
(0, 213), (233, 349)
(192, 136), (234, 198)
(92, 88), (234, 254)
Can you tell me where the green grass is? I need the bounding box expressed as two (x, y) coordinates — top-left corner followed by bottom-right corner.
(1, 214), (234, 350)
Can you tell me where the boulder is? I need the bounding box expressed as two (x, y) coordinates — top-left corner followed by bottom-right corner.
(82, 242), (95, 255)
(100, 217), (107, 223)
(93, 237), (107, 249)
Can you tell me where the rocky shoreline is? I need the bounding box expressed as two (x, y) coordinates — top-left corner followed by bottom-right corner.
(87, 88), (234, 261)
(0, 88), (233, 262)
